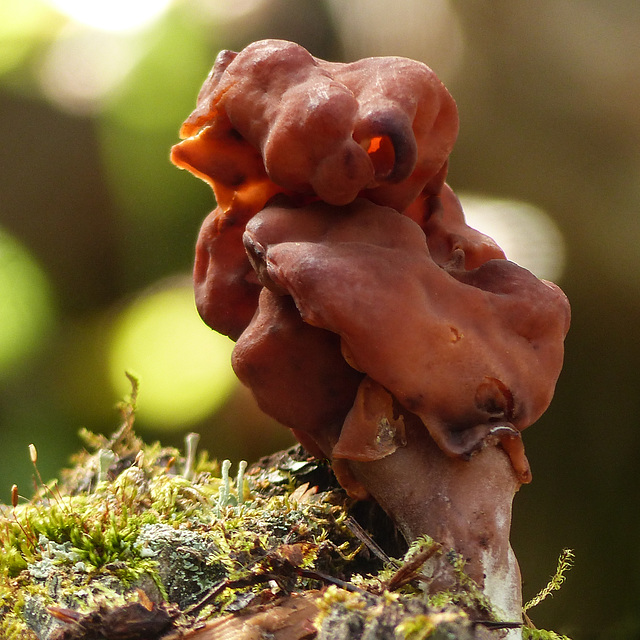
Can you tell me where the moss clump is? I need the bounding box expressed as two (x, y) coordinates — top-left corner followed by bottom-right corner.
(0, 382), (369, 638)
(0, 379), (573, 640)
(522, 629), (572, 640)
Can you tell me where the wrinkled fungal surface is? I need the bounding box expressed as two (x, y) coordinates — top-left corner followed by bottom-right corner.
(172, 38), (571, 627)
(172, 39), (458, 211)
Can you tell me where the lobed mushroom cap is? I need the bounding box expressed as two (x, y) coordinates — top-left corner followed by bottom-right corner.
(177, 40), (570, 494)
(170, 39), (458, 213)
(193, 205), (261, 341)
(241, 197), (570, 482)
(231, 288), (364, 458)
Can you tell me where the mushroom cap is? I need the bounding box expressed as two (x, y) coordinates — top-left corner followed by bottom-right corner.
(242, 197), (570, 479)
(176, 41), (570, 491)
(231, 288), (364, 457)
(193, 205), (261, 340)
(407, 184), (508, 270)
(171, 39), (459, 212)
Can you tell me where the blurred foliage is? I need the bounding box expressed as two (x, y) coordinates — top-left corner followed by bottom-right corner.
(108, 279), (236, 427)
(1, 0), (639, 637)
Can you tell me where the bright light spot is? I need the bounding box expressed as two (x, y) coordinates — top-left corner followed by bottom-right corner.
(109, 279), (236, 429)
(44, 0), (172, 33)
(39, 26), (142, 114)
(0, 228), (53, 377)
(459, 194), (566, 282)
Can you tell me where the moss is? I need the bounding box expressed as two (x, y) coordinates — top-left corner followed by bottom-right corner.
(0, 383), (366, 638)
(0, 380), (573, 639)
(397, 611), (468, 640)
(522, 629), (572, 640)
(523, 550), (575, 614)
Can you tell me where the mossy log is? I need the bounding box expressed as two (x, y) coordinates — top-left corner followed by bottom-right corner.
(0, 391), (567, 640)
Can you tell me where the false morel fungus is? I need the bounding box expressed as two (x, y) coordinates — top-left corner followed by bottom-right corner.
(172, 39), (570, 626)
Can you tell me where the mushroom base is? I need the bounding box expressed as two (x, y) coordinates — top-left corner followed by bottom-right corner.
(346, 418), (523, 625)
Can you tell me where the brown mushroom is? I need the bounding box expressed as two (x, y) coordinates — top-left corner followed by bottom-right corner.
(231, 287), (363, 456)
(173, 40), (571, 625)
(193, 204), (261, 341)
(238, 196), (570, 619)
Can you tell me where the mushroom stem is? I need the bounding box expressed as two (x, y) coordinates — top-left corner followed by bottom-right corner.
(347, 417), (523, 624)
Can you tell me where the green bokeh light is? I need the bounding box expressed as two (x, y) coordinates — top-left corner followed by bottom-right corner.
(0, 227), (53, 376)
(108, 279), (236, 429)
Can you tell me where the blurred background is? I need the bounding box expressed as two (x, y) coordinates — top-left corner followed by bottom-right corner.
(1, 0), (639, 636)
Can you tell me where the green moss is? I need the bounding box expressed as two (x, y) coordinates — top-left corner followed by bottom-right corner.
(0, 382), (365, 638)
(524, 549), (575, 614)
(0, 379), (574, 639)
(397, 612), (468, 640)
(523, 628), (572, 640)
